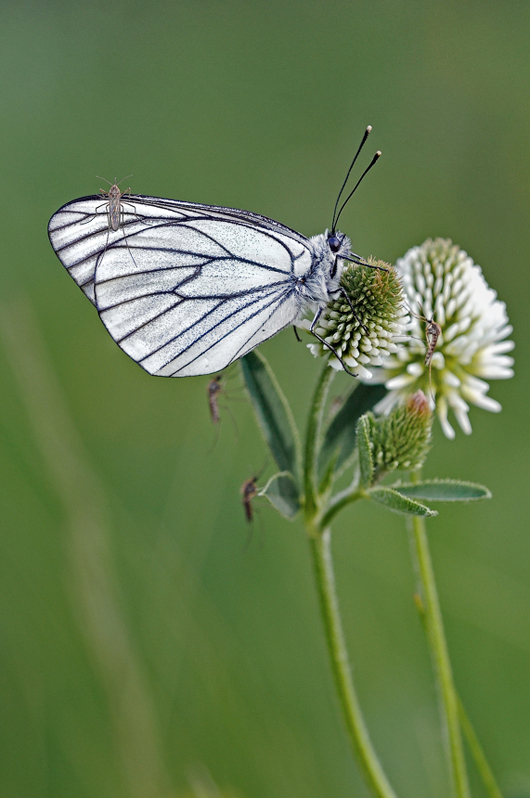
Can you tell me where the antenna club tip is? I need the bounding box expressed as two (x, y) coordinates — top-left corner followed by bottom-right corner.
(366, 125), (372, 133)
(375, 150), (382, 157)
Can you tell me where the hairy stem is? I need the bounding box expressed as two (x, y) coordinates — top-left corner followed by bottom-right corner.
(303, 362), (335, 520)
(408, 472), (470, 798)
(308, 528), (398, 798)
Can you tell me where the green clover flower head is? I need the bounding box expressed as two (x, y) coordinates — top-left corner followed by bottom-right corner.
(302, 259), (407, 378)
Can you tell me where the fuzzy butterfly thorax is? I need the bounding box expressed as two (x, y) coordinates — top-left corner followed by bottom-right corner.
(295, 231), (351, 309)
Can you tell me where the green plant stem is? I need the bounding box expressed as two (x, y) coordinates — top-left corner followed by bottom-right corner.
(408, 473), (470, 798)
(303, 367), (397, 798)
(457, 698), (503, 798)
(319, 486), (364, 529)
(303, 362), (335, 520)
(308, 528), (398, 798)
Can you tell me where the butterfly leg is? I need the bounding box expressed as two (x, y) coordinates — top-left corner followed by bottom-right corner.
(310, 308), (358, 377)
(338, 287), (369, 335)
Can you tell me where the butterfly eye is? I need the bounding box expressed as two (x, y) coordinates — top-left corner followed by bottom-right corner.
(328, 234), (342, 253)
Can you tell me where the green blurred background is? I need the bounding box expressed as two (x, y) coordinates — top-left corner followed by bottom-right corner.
(0, 1), (528, 796)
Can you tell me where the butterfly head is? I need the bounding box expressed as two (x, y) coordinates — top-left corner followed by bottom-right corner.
(303, 231), (352, 305)
(327, 233), (342, 253)
(327, 230), (351, 262)
(325, 229), (352, 282)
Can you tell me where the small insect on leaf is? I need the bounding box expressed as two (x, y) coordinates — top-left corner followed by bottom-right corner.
(240, 476), (259, 523)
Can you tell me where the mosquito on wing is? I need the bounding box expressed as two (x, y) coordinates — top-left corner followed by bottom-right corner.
(96, 175), (134, 231)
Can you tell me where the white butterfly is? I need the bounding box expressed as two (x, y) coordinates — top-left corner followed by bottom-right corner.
(48, 130), (380, 378)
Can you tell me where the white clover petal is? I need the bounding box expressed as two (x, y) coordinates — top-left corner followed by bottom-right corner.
(443, 371), (461, 388)
(447, 391), (469, 413)
(473, 365), (514, 379)
(386, 373), (416, 390)
(461, 388), (502, 413)
(437, 398), (456, 439)
(374, 392), (400, 413)
(356, 364), (374, 379)
(296, 319), (312, 331)
(406, 362), (424, 377)
(454, 408), (472, 435)
(488, 340), (515, 354)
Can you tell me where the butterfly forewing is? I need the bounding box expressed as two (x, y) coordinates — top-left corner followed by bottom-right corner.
(48, 195), (313, 376)
(48, 197), (145, 304)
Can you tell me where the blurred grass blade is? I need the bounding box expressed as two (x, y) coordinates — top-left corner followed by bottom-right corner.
(260, 471), (301, 519)
(367, 487), (438, 517)
(241, 351), (300, 481)
(394, 479), (492, 502)
(318, 383), (387, 482)
(0, 297), (169, 798)
(456, 698), (504, 798)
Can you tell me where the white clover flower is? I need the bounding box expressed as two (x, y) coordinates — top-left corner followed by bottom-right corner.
(301, 259), (408, 379)
(364, 239), (514, 439)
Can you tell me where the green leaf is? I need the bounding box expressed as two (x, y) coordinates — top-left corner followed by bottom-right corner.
(357, 415), (374, 488)
(260, 472), (301, 519)
(394, 479), (492, 502)
(318, 383), (387, 481)
(241, 351), (300, 480)
(367, 487), (438, 517)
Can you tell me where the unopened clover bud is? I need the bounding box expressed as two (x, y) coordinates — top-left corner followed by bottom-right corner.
(367, 390), (433, 483)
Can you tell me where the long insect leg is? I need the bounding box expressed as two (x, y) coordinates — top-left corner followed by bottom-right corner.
(339, 287), (369, 335)
(81, 200), (108, 225)
(310, 308), (358, 377)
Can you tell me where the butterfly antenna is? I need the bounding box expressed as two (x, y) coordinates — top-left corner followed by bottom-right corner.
(333, 150), (382, 232)
(331, 125), (372, 233)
